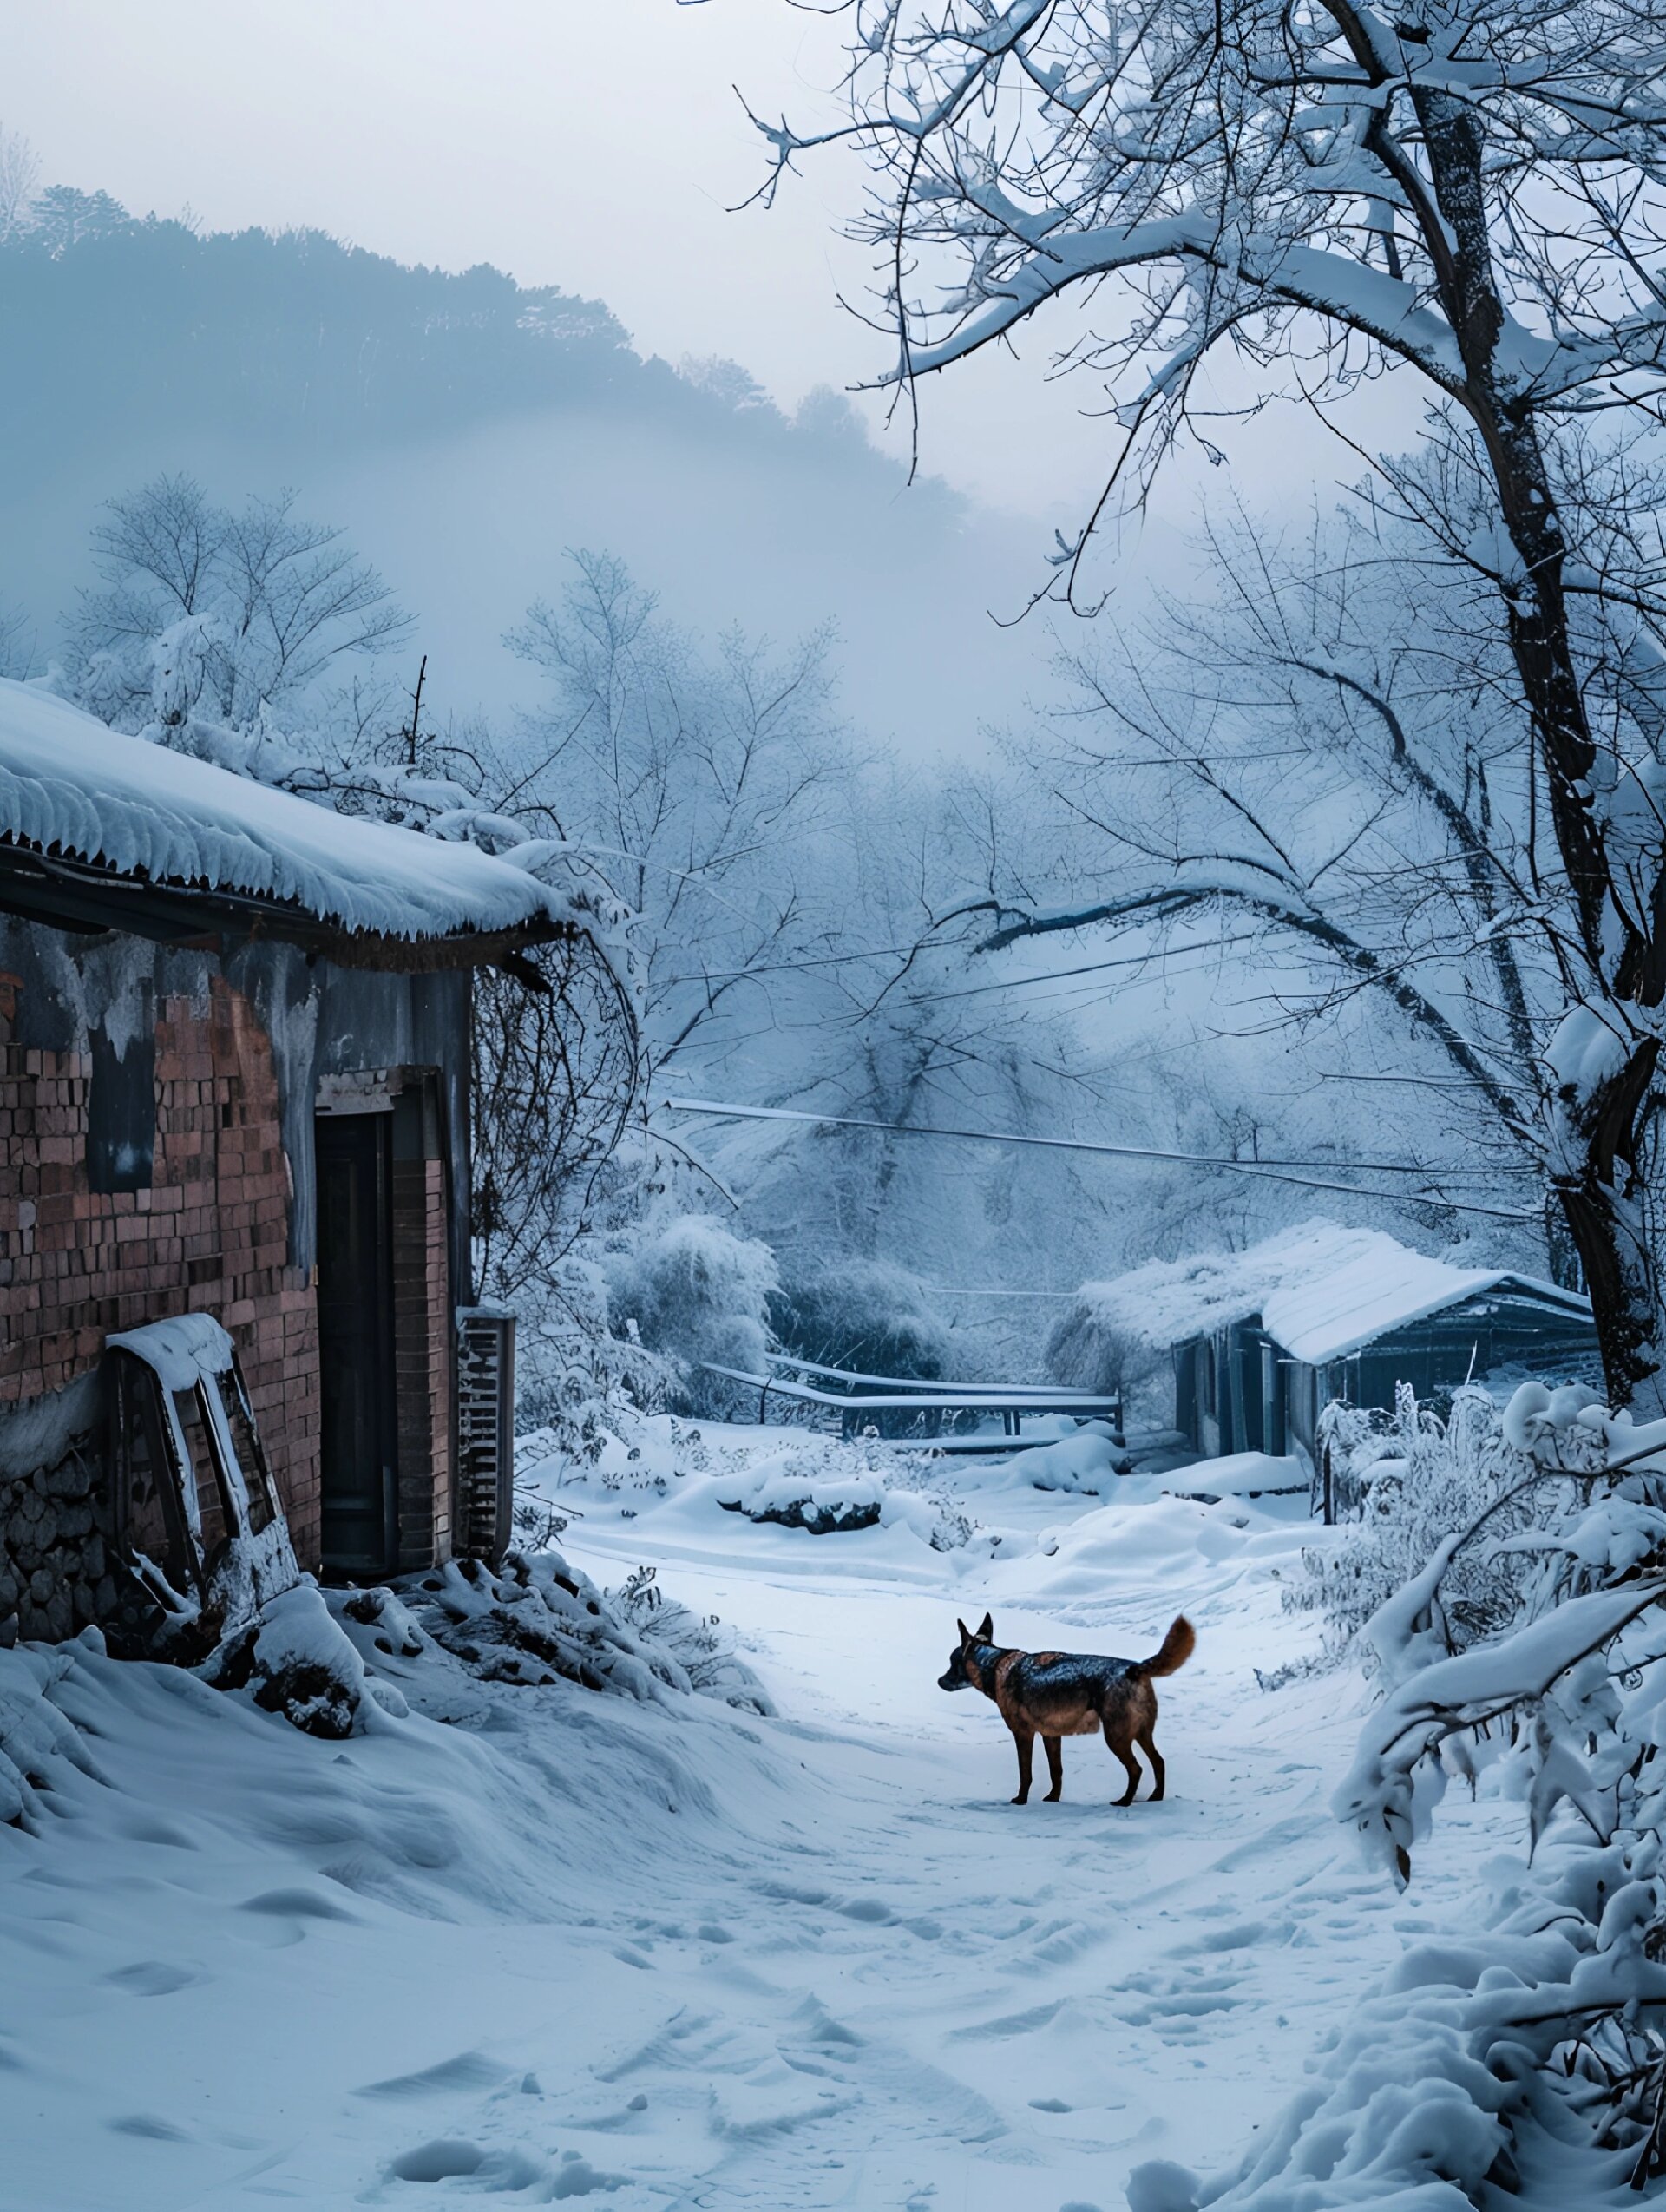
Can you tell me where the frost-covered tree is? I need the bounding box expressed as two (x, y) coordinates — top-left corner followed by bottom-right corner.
(604, 1214), (781, 1403)
(68, 474), (410, 738)
(27, 183), (129, 258)
(755, 0), (1666, 1408)
(507, 552), (853, 1088)
(0, 125), (38, 244)
(971, 505), (1567, 1259)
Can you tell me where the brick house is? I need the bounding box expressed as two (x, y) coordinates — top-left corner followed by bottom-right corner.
(0, 679), (584, 1649)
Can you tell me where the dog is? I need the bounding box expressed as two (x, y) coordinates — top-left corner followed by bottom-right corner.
(937, 1611), (1195, 1806)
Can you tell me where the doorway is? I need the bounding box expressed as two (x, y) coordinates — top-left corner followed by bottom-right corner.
(315, 1112), (398, 1576)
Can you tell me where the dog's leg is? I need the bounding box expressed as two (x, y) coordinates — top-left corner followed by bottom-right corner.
(1138, 1720), (1165, 1802)
(1043, 1735), (1063, 1802)
(1106, 1726), (1143, 1808)
(1011, 1728), (1034, 1805)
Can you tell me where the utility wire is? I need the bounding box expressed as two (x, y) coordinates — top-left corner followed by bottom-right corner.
(661, 1097), (1540, 1221)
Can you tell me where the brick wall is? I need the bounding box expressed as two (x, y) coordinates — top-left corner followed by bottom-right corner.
(0, 970), (324, 1572)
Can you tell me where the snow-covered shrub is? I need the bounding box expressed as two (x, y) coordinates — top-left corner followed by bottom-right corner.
(512, 1254), (673, 1477)
(209, 1581), (371, 1740)
(1019, 1424), (1128, 1493)
(607, 1565), (775, 1715)
(718, 1435), (977, 1550)
(1045, 1286), (1169, 1419)
(721, 1467), (884, 1533)
(396, 1552), (682, 1703)
(320, 1549), (772, 1717)
(1146, 1383), (1666, 2207)
(355, 1547), (778, 1712)
(768, 1257), (950, 1381)
(605, 1215), (779, 1415)
(0, 1639), (107, 1831)
(1283, 1386), (1543, 1669)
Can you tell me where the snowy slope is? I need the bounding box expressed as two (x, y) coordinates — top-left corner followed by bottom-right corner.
(0, 1425), (1516, 2211)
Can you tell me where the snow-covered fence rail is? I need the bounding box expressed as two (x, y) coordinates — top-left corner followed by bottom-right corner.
(700, 1361), (1124, 1445)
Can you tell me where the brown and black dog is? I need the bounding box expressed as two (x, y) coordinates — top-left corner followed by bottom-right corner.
(938, 1611), (1195, 1807)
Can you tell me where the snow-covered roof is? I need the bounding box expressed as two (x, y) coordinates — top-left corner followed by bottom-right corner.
(0, 679), (577, 954)
(1072, 1219), (1591, 1368)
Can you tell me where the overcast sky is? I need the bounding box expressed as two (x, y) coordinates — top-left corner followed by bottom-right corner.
(11, 0), (1421, 540)
(10, 2), (1114, 517)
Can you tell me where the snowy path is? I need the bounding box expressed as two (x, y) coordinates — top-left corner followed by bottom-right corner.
(0, 1447), (1510, 2210)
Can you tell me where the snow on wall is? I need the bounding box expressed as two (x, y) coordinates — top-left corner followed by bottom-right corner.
(0, 679), (574, 946)
(1070, 1218), (1588, 1367)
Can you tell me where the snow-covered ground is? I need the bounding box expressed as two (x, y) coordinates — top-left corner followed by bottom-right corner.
(0, 1421), (1512, 2210)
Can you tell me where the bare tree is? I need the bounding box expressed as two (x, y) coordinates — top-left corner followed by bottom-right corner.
(0, 124), (39, 244)
(0, 602), (36, 681)
(958, 505), (1569, 1238)
(69, 475), (410, 738)
(754, 0), (1666, 1407)
(507, 551), (854, 1086)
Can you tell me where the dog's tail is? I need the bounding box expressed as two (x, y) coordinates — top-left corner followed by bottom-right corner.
(1140, 1615), (1196, 1677)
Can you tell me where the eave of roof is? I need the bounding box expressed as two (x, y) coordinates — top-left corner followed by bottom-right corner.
(0, 837), (579, 982)
(1261, 1267), (1593, 1368)
(0, 679), (586, 976)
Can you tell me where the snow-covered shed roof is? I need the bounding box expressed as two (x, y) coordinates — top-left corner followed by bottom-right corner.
(1072, 1219), (1591, 1369)
(0, 679), (581, 966)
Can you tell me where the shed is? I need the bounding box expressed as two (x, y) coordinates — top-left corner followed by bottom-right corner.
(1070, 1221), (1599, 1463)
(0, 679), (590, 1650)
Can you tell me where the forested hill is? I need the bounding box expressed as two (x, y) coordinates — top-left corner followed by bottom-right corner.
(0, 185), (1034, 746)
(0, 187), (922, 482)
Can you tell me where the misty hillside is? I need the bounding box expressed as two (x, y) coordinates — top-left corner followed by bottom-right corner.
(0, 191), (1052, 745)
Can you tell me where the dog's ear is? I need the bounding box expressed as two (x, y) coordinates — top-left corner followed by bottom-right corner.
(977, 1611), (994, 1640)
(956, 1618), (972, 1645)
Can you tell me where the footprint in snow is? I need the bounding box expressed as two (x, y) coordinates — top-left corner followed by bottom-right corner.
(387, 2140), (623, 2196)
(388, 2138), (541, 2189)
(239, 1886), (361, 1922)
(101, 1960), (200, 1997)
(108, 2113), (192, 2140)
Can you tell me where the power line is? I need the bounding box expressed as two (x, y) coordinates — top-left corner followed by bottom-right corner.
(658, 944), (918, 985)
(660, 1096), (1540, 1221)
(905, 931), (1269, 1001)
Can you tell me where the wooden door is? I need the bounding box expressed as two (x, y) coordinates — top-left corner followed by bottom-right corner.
(315, 1113), (397, 1576)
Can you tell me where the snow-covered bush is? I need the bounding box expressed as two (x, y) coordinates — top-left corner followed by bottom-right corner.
(1018, 1424), (1128, 1493)
(209, 1582), (373, 1740)
(605, 1215), (779, 1414)
(1046, 1295), (1145, 1397)
(768, 1257), (950, 1380)
(331, 1548), (772, 1715)
(717, 1434), (977, 1551)
(0, 1639), (105, 1831)
(394, 1552), (684, 1703)
(607, 1565), (775, 1715)
(1284, 1386), (1544, 1669)
(511, 1254), (675, 1478)
(1144, 1383), (1666, 2206)
(1045, 1285), (1170, 1420)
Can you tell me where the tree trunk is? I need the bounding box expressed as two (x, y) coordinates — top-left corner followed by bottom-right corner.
(1550, 1039), (1666, 1415)
(1407, 97), (1666, 1411)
